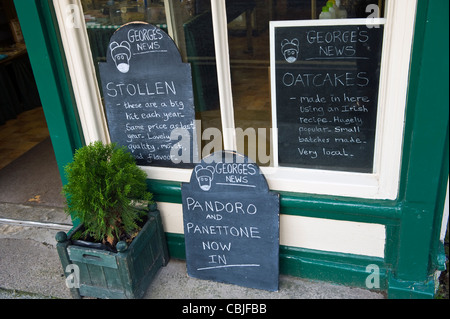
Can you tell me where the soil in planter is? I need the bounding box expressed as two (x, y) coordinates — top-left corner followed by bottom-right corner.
(71, 215), (148, 253)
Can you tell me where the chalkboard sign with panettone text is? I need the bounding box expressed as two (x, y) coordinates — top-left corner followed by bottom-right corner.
(99, 22), (197, 168)
(181, 151), (280, 292)
(271, 19), (384, 173)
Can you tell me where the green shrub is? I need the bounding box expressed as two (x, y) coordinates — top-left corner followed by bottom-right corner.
(62, 141), (153, 247)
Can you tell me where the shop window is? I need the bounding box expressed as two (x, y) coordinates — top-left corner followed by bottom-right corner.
(80, 0), (223, 155)
(226, 0), (384, 168)
(54, 0), (415, 200)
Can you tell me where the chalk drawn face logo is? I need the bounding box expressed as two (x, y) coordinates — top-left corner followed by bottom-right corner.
(110, 41), (131, 73)
(195, 166), (215, 191)
(281, 38), (299, 63)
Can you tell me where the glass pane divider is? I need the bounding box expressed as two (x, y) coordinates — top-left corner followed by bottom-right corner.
(211, 0), (236, 152)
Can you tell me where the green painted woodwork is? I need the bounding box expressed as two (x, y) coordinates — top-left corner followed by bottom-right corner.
(389, 0), (449, 297)
(388, 275), (436, 299)
(165, 232), (388, 291)
(56, 210), (169, 299)
(279, 246), (388, 291)
(14, 0), (449, 299)
(13, 0), (84, 182)
(166, 233), (186, 260)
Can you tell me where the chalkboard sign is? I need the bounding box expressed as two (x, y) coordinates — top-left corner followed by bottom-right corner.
(271, 20), (384, 173)
(181, 151), (280, 291)
(99, 22), (197, 168)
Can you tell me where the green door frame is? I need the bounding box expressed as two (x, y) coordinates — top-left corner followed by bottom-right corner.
(14, 0), (449, 298)
(13, 0), (84, 181)
(390, 0), (449, 297)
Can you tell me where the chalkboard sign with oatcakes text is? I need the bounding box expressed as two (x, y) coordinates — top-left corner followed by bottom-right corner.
(181, 151), (280, 292)
(271, 19), (385, 173)
(99, 22), (197, 168)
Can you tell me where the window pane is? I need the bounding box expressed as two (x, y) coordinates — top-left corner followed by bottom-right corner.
(226, 0), (384, 166)
(80, 0), (222, 158)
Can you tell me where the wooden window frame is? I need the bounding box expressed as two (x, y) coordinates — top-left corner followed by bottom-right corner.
(53, 0), (417, 200)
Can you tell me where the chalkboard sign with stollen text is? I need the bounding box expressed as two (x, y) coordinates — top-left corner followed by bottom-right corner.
(99, 22), (197, 168)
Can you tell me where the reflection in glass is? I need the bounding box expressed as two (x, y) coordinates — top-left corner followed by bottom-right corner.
(226, 0), (384, 166)
(80, 0), (384, 166)
(80, 0), (223, 157)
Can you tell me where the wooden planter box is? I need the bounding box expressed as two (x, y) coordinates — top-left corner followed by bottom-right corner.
(56, 209), (169, 299)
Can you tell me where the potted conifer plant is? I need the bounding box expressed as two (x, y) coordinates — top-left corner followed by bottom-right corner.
(55, 141), (168, 299)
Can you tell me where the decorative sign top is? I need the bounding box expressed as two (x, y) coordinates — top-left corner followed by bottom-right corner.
(187, 151), (269, 193)
(99, 22), (197, 168)
(106, 22), (181, 70)
(182, 151), (280, 292)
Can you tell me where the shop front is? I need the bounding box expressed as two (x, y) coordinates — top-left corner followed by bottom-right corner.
(13, 0), (448, 298)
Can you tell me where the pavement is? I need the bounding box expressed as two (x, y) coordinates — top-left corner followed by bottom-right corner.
(0, 202), (385, 300)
